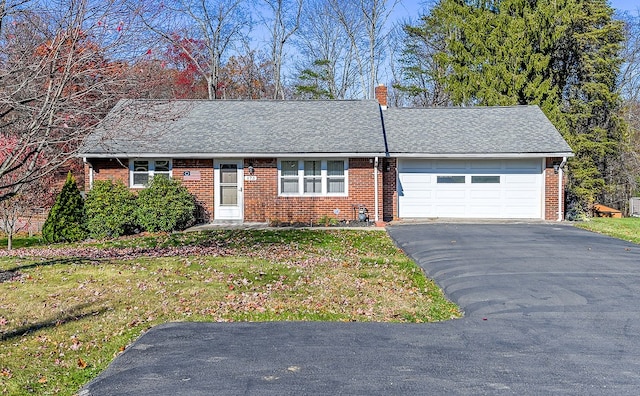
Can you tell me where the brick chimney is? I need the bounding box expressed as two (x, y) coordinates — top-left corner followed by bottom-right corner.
(375, 83), (388, 109)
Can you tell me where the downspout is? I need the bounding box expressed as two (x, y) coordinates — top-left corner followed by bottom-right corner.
(374, 157), (379, 222)
(558, 157), (567, 221)
(83, 157), (93, 190)
(376, 97), (389, 224)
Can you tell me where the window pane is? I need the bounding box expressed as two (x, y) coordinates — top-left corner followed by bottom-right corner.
(471, 175), (500, 184)
(133, 173), (149, 185)
(437, 175), (465, 183)
(327, 160), (344, 176)
(220, 185), (237, 205)
(155, 160), (170, 172)
(221, 164), (237, 184)
(304, 178), (322, 193)
(327, 178), (344, 193)
(281, 161), (298, 177)
(281, 178), (299, 193)
(304, 161), (320, 176)
(134, 160), (149, 172)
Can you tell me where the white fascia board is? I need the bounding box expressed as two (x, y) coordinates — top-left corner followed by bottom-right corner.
(390, 152), (574, 158)
(80, 152), (387, 159)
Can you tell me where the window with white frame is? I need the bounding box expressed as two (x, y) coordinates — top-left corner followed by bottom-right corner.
(279, 159), (347, 196)
(130, 159), (172, 187)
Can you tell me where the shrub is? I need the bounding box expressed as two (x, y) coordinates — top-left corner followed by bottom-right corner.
(42, 172), (87, 243)
(85, 180), (137, 239)
(135, 176), (196, 232)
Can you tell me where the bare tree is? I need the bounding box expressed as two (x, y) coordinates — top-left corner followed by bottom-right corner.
(0, 0), (138, 202)
(260, 0), (302, 99)
(392, 14), (451, 107)
(615, 11), (640, 207)
(0, 175), (54, 249)
(327, 0), (397, 99)
(620, 12), (640, 104)
(294, 0), (357, 99)
(136, 0), (251, 100)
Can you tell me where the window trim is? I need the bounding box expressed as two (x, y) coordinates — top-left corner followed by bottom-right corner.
(129, 158), (173, 188)
(278, 159), (348, 197)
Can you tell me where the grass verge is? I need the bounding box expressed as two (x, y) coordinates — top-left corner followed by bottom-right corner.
(0, 235), (43, 250)
(0, 229), (460, 395)
(574, 217), (640, 244)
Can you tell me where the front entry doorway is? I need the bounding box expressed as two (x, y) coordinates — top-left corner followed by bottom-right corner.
(214, 160), (244, 222)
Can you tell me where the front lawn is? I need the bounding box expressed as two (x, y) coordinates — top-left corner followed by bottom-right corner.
(574, 217), (640, 244)
(0, 229), (461, 395)
(0, 235), (43, 250)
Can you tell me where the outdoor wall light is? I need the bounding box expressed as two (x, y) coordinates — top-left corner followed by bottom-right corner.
(248, 165), (255, 175)
(553, 162), (560, 174)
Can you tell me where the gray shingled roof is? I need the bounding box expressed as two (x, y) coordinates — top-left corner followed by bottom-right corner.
(383, 106), (572, 156)
(80, 99), (387, 157)
(81, 101), (572, 157)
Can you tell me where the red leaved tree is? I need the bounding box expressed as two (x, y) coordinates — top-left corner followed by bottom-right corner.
(0, 0), (140, 203)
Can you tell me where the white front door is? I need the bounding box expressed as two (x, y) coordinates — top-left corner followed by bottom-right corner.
(214, 160), (244, 221)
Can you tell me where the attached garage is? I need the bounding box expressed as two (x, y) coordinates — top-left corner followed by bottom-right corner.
(384, 105), (574, 221)
(397, 158), (543, 219)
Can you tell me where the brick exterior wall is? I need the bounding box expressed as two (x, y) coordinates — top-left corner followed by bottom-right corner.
(544, 157), (565, 221)
(173, 159), (214, 222)
(382, 157), (397, 221)
(243, 158), (383, 224)
(86, 158), (215, 223)
(86, 157), (386, 225)
(85, 158), (129, 187)
(85, 155), (565, 223)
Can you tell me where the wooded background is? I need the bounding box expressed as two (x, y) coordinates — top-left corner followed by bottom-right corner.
(1, 0), (639, 220)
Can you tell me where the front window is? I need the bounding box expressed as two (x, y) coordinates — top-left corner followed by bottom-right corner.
(279, 159), (347, 196)
(326, 160), (345, 193)
(304, 160), (322, 194)
(130, 159), (172, 187)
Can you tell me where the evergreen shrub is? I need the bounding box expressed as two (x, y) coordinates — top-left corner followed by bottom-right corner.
(85, 180), (137, 239)
(135, 176), (196, 232)
(42, 172), (87, 243)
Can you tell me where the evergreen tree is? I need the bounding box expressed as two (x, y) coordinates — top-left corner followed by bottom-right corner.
(42, 172), (87, 243)
(401, 0), (625, 211)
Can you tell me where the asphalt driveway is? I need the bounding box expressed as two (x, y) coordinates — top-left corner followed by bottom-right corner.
(81, 224), (640, 395)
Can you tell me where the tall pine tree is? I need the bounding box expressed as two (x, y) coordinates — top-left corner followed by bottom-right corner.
(401, 0), (625, 213)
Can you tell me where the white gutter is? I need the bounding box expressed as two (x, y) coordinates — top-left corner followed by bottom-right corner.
(558, 157), (567, 221)
(78, 152), (388, 159)
(374, 157), (379, 222)
(389, 152), (575, 159)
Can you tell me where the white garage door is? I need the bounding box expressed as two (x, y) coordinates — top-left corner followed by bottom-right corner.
(398, 159), (543, 219)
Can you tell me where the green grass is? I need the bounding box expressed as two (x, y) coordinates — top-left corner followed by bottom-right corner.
(0, 229), (461, 395)
(574, 217), (640, 244)
(0, 235), (43, 250)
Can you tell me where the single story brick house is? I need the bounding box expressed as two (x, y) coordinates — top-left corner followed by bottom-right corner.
(79, 86), (573, 224)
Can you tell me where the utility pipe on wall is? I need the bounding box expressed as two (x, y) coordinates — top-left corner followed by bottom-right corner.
(374, 157), (379, 222)
(558, 157), (567, 221)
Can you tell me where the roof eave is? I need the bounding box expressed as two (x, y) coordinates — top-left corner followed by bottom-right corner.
(389, 152), (574, 158)
(81, 152), (388, 159)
